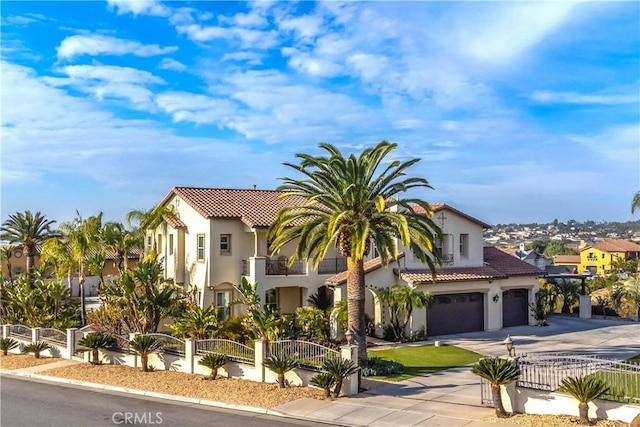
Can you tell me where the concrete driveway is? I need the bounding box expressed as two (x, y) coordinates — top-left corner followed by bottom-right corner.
(436, 315), (640, 360)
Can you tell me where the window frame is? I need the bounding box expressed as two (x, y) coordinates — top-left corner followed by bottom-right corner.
(196, 234), (205, 262)
(220, 234), (231, 254)
(459, 233), (469, 257)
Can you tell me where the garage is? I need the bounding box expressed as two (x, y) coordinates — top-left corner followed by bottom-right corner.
(427, 292), (484, 336)
(502, 289), (529, 327)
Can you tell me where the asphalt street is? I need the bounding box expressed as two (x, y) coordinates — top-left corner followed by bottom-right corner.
(0, 376), (332, 427)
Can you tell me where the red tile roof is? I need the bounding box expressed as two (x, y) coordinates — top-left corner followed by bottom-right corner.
(553, 255), (581, 264)
(588, 239), (640, 253)
(412, 203), (491, 228)
(159, 187), (308, 228)
(325, 254), (405, 286)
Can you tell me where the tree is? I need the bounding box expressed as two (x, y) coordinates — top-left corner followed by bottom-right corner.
(126, 205), (177, 255)
(0, 338), (19, 356)
(169, 306), (219, 339)
(377, 285), (432, 341)
(199, 353), (229, 380)
(471, 357), (520, 418)
(268, 141), (442, 362)
(550, 278), (579, 313)
(1, 211), (56, 276)
(322, 358), (359, 398)
(611, 274), (640, 321)
(40, 237), (75, 292)
(75, 332), (116, 364)
(543, 240), (577, 258)
(22, 341), (51, 359)
(632, 191), (640, 214)
(264, 354), (298, 388)
(102, 221), (142, 273)
(0, 246), (14, 282)
(560, 376), (609, 425)
(129, 335), (163, 372)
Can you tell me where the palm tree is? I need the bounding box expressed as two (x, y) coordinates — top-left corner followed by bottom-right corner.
(632, 191), (640, 214)
(0, 245), (14, 282)
(264, 354), (299, 388)
(22, 341), (51, 359)
(323, 358), (359, 398)
(611, 274), (640, 321)
(75, 332), (116, 364)
(129, 335), (163, 372)
(0, 338), (19, 356)
(126, 204), (178, 256)
(471, 357), (520, 418)
(268, 142), (442, 362)
(199, 353), (229, 380)
(1, 211), (57, 276)
(377, 285), (432, 341)
(560, 376), (609, 425)
(169, 306), (219, 339)
(310, 372), (336, 398)
(40, 237), (75, 291)
(102, 221), (142, 273)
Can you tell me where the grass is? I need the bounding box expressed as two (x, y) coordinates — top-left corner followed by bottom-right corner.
(368, 344), (482, 381)
(626, 354), (640, 364)
(582, 354), (640, 404)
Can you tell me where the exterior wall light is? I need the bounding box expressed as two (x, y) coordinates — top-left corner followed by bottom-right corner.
(503, 335), (516, 357)
(492, 294), (500, 303)
(345, 329), (354, 345)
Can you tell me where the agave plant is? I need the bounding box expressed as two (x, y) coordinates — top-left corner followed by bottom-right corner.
(560, 376), (609, 425)
(471, 357), (520, 418)
(0, 338), (19, 356)
(310, 372), (336, 398)
(322, 358), (359, 398)
(199, 353), (229, 380)
(129, 335), (163, 372)
(74, 332), (116, 365)
(264, 354), (298, 388)
(22, 341), (51, 359)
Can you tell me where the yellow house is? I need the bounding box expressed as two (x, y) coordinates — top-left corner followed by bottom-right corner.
(580, 239), (640, 275)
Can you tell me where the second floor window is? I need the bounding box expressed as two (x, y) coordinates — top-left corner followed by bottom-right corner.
(220, 234), (231, 253)
(460, 234), (469, 257)
(197, 234), (205, 262)
(146, 235), (152, 253)
(169, 234), (174, 255)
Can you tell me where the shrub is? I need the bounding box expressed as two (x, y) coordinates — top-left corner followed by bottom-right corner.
(22, 341), (51, 359)
(560, 376), (609, 425)
(0, 338), (19, 356)
(322, 358), (359, 398)
(310, 372), (336, 398)
(129, 335), (163, 372)
(264, 354), (298, 388)
(361, 356), (404, 377)
(199, 353), (229, 380)
(74, 332), (116, 365)
(472, 357), (520, 418)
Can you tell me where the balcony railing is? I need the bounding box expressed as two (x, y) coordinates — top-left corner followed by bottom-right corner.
(317, 257), (347, 275)
(266, 258), (306, 276)
(242, 259), (250, 276)
(587, 256), (597, 261)
(443, 253), (454, 265)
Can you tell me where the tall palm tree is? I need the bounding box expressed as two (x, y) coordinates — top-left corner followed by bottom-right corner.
(268, 142), (442, 361)
(126, 204), (177, 256)
(560, 376), (609, 425)
(1, 211), (56, 276)
(632, 191), (640, 214)
(102, 221), (142, 273)
(472, 357), (520, 418)
(40, 237), (75, 292)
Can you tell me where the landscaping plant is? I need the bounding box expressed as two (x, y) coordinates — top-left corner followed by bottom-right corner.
(264, 353), (298, 388)
(310, 372), (336, 398)
(75, 332), (116, 365)
(129, 335), (163, 372)
(377, 285), (432, 341)
(323, 358), (359, 398)
(199, 353), (229, 380)
(22, 341), (51, 359)
(471, 356), (520, 418)
(560, 376), (609, 425)
(361, 356), (404, 377)
(0, 337), (19, 355)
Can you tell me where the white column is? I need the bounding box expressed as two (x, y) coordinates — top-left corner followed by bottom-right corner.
(579, 295), (592, 319)
(340, 344), (359, 396)
(184, 338), (195, 374)
(254, 339), (267, 383)
(66, 328), (78, 360)
(31, 327), (40, 343)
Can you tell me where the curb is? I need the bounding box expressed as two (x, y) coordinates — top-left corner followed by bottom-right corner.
(0, 369), (277, 416)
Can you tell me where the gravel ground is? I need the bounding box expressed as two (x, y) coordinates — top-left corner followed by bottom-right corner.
(39, 364), (326, 408)
(0, 354), (61, 370)
(484, 413), (628, 426)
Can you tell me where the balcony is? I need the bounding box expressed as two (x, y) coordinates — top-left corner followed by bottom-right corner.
(242, 257), (307, 277)
(442, 253), (454, 265)
(587, 255), (597, 261)
(317, 257), (347, 275)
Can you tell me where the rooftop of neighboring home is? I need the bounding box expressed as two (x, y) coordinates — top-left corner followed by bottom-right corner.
(553, 254), (581, 264)
(411, 202), (492, 229)
(326, 247), (542, 286)
(584, 238), (640, 253)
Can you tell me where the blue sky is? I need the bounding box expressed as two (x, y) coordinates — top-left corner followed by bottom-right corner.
(1, 0), (639, 227)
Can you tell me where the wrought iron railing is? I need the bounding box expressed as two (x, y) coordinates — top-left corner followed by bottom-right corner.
(517, 352), (640, 403)
(442, 253), (454, 264)
(195, 339), (255, 364)
(265, 258), (306, 276)
(268, 340), (339, 371)
(40, 328), (67, 347)
(8, 324), (31, 340)
(317, 257), (347, 275)
(113, 335), (131, 354)
(242, 259), (250, 276)
(141, 333), (185, 357)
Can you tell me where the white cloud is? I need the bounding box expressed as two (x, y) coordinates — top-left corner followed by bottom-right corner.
(570, 124), (640, 163)
(59, 65), (164, 85)
(219, 10), (269, 28)
(531, 90), (638, 105)
(175, 24), (278, 49)
(106, 0), (171, 17)
(221, 51), (263, 65)
(281, 48), (341, 77)
(158, 57), (186, 71)
(277, 14), (324, 40)
(155, 91), (238, 124)
(57, 34), (177, 60)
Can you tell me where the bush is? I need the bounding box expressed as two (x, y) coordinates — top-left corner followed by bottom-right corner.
(361, 356), (404, 377)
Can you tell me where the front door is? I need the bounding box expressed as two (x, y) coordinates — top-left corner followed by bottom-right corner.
(216, 291), (231, 321)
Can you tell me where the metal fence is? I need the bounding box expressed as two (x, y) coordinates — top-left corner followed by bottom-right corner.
(113, 334), (131, 354)
(480, 377), (494, 407)
(195, 339), (255, 364)
(8, 324), (31, 340)
(265, 258), (306, 276)
(268, 340), (339, 371)
(141, 333), (185, 357)
(317, 257), (347, 275)
(517, 352), (640, 404)
(40, 328), (67, 347)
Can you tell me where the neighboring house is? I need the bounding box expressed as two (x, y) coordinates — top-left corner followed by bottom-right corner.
(579, 239), (640, 276)
(0, 243), (141, 281)
(522, 251), (552, 270)
(552, 254), (580, 274)
(327, 203), (543, 338)
(150, 187), (359, 319)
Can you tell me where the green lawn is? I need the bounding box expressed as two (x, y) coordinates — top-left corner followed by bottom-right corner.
(368, 344), (482, 382)
(627, 354), (640, 364)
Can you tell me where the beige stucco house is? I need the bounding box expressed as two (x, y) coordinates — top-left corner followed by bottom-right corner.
(152, 188), (542, 337)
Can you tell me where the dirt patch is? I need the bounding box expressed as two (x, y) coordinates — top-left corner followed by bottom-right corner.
(39, 364), (326, 408)
(0, 354), (62, 370)
(484, 413), (627, 427)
